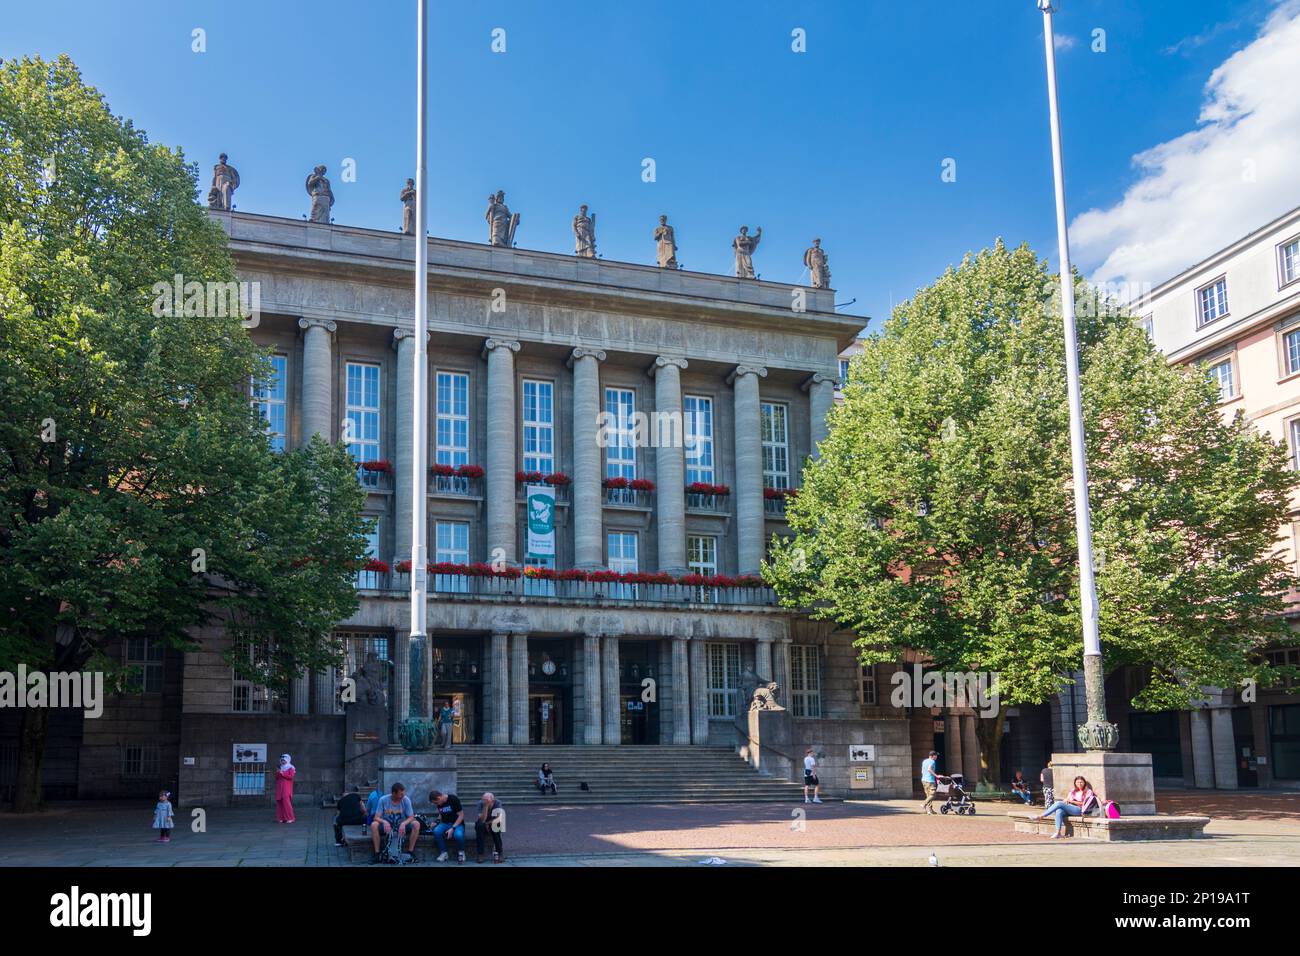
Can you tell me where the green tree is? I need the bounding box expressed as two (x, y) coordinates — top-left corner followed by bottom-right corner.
(0, 55), (370, 810)
(767, 240), (1299, 783)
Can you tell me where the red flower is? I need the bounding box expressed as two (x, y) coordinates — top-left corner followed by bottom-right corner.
(361, 459), (393, 473)
(628, 478), (656, 492)
(431, 463), (456, 477)
(686, 482), (730, 496)
(558, 568), (590, 581)
(546, 472), (571, 486)
(765, 486), (799, 499)
(362, 558), (390, 573)
(523, 565), (559, 580)
(516, 470), (543, 484)
(458, 464), (484, 479)
(394, 560), (412, 573)
(602, 476), (630, 489)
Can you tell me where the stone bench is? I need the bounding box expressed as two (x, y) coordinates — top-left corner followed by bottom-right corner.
(1008, 810), (1210, 841)
(342, 828), (453, 863)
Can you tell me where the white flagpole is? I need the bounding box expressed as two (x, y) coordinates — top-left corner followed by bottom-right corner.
(411, 0), (429, 644)
(1038, 1), (1113, 749)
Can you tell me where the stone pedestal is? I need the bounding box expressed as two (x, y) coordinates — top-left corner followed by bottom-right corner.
(378, 749), (457, 811)
(740, 706), (794, 781)
(1050, 750), (1156, 815)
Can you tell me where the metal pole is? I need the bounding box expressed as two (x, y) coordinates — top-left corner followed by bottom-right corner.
(410, 0), (429, 644)
(1037, 0), (1115, 751)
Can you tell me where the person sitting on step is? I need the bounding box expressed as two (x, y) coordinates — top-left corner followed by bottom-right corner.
(536, 762), (557, 795)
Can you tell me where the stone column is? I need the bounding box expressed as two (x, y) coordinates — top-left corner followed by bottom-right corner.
(651, 356), (688, 574)
(960, 713), (980, 786)
(289, 671), (310, 715)
(583, 635), (603, 745)
(804, 371), (837, 460)
(944, 711), (963, 776)
(671, 637), (691, 745)
(299, 317), (340, 716)
(1209, 707), (1238, 790)
(602, 636), (621, 745)
(509, 632), (529, 744)
(771, 638), (791, 709)
(490, 631), (511, 744)
(392, 329), (423, 560)
(484, 338), (521, 564)
(392, 634), (410, 724)
(1190, 708), (1215, 788)
(755, 638), (773, 682)
(729, 365), (767, 576)
(689, 637), (710, 744)
(297, 317), (337, 443)
(569, 347), (607, 568)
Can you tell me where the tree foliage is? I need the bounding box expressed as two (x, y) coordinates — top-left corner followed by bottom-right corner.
(767, 240), (1298, 716)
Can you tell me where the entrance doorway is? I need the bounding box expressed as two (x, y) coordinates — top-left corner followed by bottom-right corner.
(618, 641), (659, 744)
(529, 693), (563, 745)
(1129, 711), (1183, 778)
(527, 638), (572, 744)
(429, 636), (483, 743)
(1233, 706), (1259, 787)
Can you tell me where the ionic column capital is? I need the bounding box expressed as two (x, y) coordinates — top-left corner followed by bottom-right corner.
(392, 327), (431, 349)
(727, 364), (768, 386)
(566, 346), (607, 368)
(298, 316), (337, 335)
(648, 355), (688, 377)
(802, 371), (838, 391)
(482, 337), (522, 359)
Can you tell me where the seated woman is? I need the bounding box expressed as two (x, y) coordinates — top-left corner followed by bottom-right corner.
(1009, 770), (1033, 805)
(536, 762), (557, 795)
(1038, 775), (1097, 838)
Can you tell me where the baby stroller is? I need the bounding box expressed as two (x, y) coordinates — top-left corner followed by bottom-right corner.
(936, 774), (977, 815)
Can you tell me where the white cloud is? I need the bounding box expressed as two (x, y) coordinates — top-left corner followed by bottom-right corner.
(1053, 33), (1078, 50)
(1070, 2), (1300, 287)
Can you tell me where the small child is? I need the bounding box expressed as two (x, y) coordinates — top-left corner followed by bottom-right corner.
(153, 790), (175, 843)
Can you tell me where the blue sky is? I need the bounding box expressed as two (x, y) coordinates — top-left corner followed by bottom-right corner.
(5, 0), (1299, 330)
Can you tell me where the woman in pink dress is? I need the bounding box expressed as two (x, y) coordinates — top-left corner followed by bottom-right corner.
(275, 753), (296, 823)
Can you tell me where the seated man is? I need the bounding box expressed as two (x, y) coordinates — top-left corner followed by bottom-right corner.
(1009, 770), (1034, 805)
(430, 789), (466, 863)
(474, 791), (506, 864)
(536, 762), (557, 795)
(370, 782), (420, 864)
(333, 782), (369, 846)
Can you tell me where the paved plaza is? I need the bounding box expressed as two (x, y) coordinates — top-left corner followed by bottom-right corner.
(1, 791), (1296, 868)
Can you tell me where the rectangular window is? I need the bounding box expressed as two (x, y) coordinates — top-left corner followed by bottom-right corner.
(335, 631), (390, 715)
(522, 378), (554, 474)
(604, 387), (637, 502)
(1196, 277), (1229, 327)
(790, 645), (823, 718)
(687, 535), (717, 575)
(435, 371), (470, 468)
(684, 394), (714, 485)
(1285, 329), (1300, 377)
(231, 637), (281, 713)
(124, 638), (164, 694)
(859, 664), (877, 707)
(761, 401), (790, 490)
(252, 354), (287, 452)
(1281, 238), (1300, 287)
(121, 743), (160, 779)
(355, 519), (381, 589)
(1206, 358), (1235, 401)
(346, 362), (381, 486)
(607, 531), (638, 599)
(707, 642), (742, 718)
(839, 358), (850, 386)
(1139, 315), (1154, 339)
(1289, 419), (1300, 471)
(434, 520), (470, 593)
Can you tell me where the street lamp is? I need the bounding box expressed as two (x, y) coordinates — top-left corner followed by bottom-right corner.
(1036, 0), (1117, 752)
(410, 0), (430, 675)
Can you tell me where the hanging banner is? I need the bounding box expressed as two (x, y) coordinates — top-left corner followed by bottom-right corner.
(526, 483), (555, 557)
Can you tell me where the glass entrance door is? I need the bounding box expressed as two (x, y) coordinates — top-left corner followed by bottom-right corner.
(529, 693), (561, 745)
(1233, 706), (1259, 787)
(620, 694), (651, 744)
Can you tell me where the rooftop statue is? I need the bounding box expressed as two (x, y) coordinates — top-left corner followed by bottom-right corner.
(306, 165), (334, 224)
(400, 178), (416, 235)
(485, 190), (518, 247)
(804, 238), (831, 289)
(208, 153), (239, 211)
(654, 214), (678, 269)
(733, 225), (762, 279)
(572, 204), (596, 258)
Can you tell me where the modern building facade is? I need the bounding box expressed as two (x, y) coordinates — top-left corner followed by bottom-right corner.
(1127, 204), (1300, 789)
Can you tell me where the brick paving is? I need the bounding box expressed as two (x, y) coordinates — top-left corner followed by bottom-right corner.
(0, 790), (1296, 867)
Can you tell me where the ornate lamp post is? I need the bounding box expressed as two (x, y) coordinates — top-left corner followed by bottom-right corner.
(1036, 0), (1117, 751)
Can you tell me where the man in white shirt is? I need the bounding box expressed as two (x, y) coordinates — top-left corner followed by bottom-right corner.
(803, 748), (822, 804)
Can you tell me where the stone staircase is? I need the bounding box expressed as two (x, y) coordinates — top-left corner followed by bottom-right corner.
(453, 745), (810, 805)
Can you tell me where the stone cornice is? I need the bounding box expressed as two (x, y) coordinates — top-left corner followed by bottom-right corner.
(726, 364), (768, 386)
(565, 346), (607, 369)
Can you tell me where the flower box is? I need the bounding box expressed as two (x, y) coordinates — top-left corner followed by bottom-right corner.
(360, 460), (393, 474)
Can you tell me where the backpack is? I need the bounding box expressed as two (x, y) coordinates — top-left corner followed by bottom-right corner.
(1104, 800), (1121, 819)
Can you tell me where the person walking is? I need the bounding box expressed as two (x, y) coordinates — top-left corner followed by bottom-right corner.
(152, 790), (175, 844)
(803, 748), (822, 804)
(920, 750), (940, 814)
(438, 702), (455, 749)
(275, 753), (296, 823)
(1040, 761), (1054, 808)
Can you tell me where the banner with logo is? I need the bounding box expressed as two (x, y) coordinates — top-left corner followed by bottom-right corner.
(526, 483), (555, 557)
